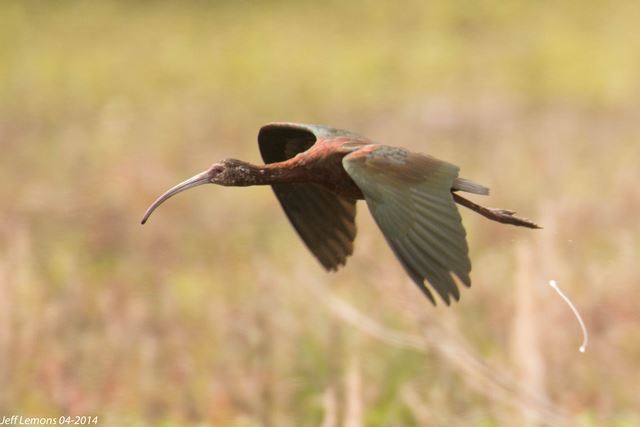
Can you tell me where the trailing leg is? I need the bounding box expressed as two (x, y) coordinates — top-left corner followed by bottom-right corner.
(452, 193), (541, 229)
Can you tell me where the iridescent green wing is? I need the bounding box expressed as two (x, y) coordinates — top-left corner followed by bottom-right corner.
(258, 123), (357, 271)
(343, 145), (471, 305)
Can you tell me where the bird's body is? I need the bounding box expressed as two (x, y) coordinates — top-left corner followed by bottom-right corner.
(271, 140), (365, 199)
(142, 122), (539, 305)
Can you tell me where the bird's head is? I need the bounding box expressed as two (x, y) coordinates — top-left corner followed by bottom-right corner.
(141, 159), (250, 224)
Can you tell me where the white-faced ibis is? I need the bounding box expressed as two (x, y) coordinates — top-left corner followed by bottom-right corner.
(142, 123), (539, 305)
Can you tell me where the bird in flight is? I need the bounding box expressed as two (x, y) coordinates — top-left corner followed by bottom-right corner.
(142, 123), (539, 305)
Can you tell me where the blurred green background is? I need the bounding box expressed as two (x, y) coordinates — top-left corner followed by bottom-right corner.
(1, 1), (639, 426)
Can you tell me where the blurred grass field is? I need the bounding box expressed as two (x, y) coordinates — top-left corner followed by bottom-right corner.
(1, 1), (640, 426)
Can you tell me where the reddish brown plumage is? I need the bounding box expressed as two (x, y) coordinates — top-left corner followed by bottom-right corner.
(292, 138), (367, 199)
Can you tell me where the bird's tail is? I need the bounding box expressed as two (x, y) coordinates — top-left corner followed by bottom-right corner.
(453, 177), (490, 195)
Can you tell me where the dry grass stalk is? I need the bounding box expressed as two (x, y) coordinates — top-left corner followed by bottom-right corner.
(510, 240), (547, 427)
(320, 387), (338, 427)
(344, 355), (363, 427)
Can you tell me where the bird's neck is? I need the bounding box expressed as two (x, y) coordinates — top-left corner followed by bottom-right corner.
(225, 159), (307, 186)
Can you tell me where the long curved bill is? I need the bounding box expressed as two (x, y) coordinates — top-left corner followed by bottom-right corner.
(141, 171), (210, 224)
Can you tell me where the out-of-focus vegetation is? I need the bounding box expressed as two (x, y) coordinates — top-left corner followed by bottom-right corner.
(1, 1), (639, 426)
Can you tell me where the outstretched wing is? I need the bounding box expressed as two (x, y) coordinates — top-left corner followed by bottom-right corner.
(343, 145), (471, 305)
(258, 123), (357, 271)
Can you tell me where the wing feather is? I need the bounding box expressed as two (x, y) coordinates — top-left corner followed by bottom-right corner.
(343, 145), (472, 305)
(258, 124), (357, 270)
